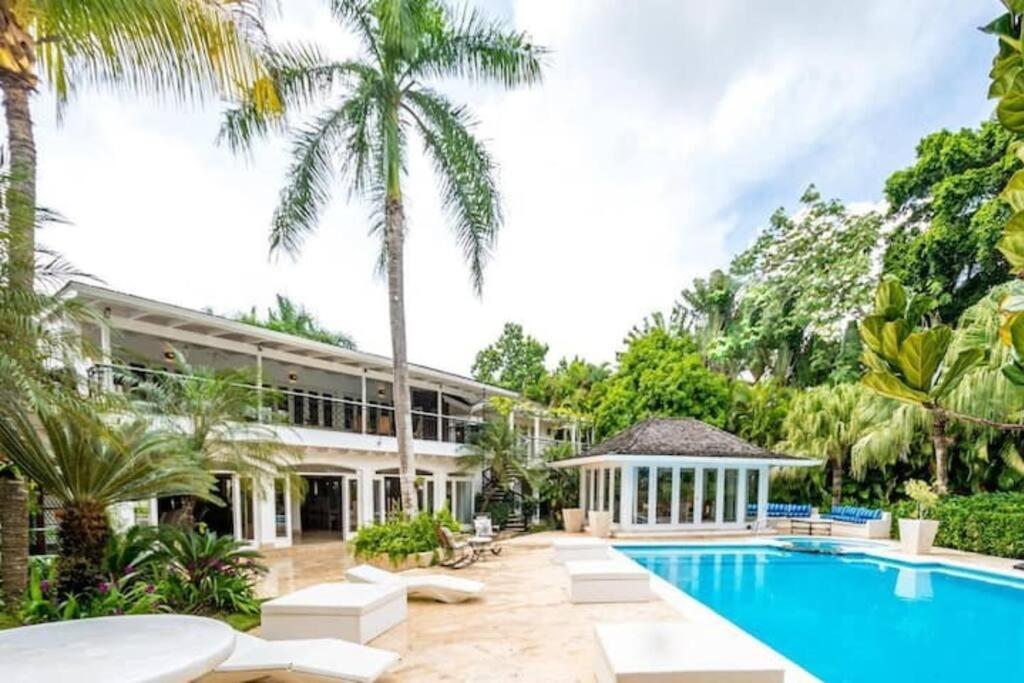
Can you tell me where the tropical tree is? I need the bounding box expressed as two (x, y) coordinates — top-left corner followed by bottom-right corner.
(778, 383), (875, 506)
(858, 278), (985, 492)
(458, 420), (541, 506)
(126, 352), (299, 526)
(0, 403), (212, 597)
(726, 381), (792, 450)
(221, 0), (544, 513)
(472, 322), (549, 399)
(236, 294), (356, 349)
(0, 0), (272, 293)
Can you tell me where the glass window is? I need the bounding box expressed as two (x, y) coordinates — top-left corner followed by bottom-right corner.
(274, 479), (288, 537)
(456, 480), (474, 524)
(611, 468), (621, 524)
(745, 469), (760, 522)
(702, 469), (717, 523)
(635, 467), (650, 524)
(656, 467), (673, 524)
(723, 469), (739, 523)
(348, 478), (359, 532)
(678, 468), (695, 523)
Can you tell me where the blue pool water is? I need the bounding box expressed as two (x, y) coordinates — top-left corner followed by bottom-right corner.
(619, 545), (1024, 683)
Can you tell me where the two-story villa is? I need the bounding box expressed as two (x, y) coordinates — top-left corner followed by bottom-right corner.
(61, 283), (577, 550)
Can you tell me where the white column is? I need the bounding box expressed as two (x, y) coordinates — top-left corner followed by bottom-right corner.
(570, 421), (579, 454)
(715, 467), (725, 526)
(596, 468), (604, 510)
(646, 467), (656, 526)
(508, 409), (515, 430)
(433, 471), (447, 513)
(757, 466), (770, 523)
(231, 475), (243, 541)
(737, 467), (748, 526)
(360, 373), (368, 434)
(578, 467), (586, 508)
(255, 344), (264, 422)
(620, 466), (634, 528)
(532, 415), (541, 460)
(436, 386), (443, 442)
(694, 467), (705, 526)
(358, 468), (374, 527)
(99, 312), (113, 392)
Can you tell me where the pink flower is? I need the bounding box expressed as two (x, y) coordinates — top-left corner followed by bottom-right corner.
(39, 579), (50, 594)
(97, 581), (110, 594)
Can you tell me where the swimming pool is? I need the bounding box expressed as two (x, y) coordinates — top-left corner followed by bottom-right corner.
(619, 544), (1024, 682)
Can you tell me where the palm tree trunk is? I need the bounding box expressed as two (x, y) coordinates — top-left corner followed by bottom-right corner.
(932, 414), (949, 495)
(56, 501), (111, 597)
(0, 477), (29, 603)
(830, 456), (843, 508)
(385, 196), (418, 516)
(0, 72), (37, 291)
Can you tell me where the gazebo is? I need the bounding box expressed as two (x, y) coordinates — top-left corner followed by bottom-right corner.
(550, 417), (817, 533)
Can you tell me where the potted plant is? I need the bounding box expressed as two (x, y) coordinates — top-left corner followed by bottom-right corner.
(898, 480), (940, 555)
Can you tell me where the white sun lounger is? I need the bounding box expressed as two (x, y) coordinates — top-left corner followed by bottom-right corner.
(201, 632), (399, 683)
(345, 563), (485, 604)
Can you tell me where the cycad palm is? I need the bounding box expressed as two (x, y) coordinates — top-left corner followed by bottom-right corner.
(459, 420), (541, 504)
(222, 0), (545, 513)
(0, 0), (273, 291)
(0, 403), (213, 597)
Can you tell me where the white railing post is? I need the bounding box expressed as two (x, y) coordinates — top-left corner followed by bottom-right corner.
(360, 372), (368, 434)
(100, 308), (114, 392)
(437, 385), (443, 442)
(255, 344), (263, 423)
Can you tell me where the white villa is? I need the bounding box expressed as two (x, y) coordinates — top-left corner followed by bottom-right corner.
(55, 282), (579, 550)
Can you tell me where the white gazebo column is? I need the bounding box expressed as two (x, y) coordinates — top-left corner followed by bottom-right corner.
(670, 467), (681, 525)
(578, 467), (586, 509)
(619, 465), (634, 528)
(757, 465), (770, 523)
(715, 466), (725, 525)
(532, 415), (541, 460)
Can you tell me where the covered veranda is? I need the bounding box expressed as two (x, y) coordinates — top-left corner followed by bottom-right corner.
(550, 417), (817, 533)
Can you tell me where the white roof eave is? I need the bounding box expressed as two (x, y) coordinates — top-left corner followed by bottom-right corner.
(548, 453), (821, 469)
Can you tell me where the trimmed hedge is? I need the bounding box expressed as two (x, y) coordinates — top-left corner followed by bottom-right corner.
(890, 493), (1024, 559)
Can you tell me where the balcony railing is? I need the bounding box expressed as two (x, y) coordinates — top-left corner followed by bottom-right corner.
(88, 364), (484, 445)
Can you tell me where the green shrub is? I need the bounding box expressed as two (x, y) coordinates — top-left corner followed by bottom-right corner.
(352, 509), (460, 565)
(890, 493), (1024, 558)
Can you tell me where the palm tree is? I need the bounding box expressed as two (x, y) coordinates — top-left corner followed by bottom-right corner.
(0, 0), (272, 292)
(221, 0), (545, 513)
(779, 383), (875, 507)
(0, 403), (213, 597)
(236, 294), (356, 349)
(459, 420), (541, 507)
(125, 352), (300, 526)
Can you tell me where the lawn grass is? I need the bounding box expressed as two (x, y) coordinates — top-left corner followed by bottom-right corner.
(0, 610), (260, 632)
(0, 612), (20, 631)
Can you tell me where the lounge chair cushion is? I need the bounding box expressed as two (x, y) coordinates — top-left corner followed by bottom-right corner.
(208, 633), (399, 683)
(345, 564), (484, 603)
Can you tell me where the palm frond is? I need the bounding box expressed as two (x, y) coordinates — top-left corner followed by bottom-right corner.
(404, 87), (500, 293)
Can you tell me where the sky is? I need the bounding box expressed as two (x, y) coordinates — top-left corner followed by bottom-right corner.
(36, 1), (998, 377)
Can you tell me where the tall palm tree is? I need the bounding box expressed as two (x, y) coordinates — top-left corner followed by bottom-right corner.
(126, 352), (300, 526)
(779, 383), (876, 507)
(0, 403), (213, 597)
(221, 0), (545, 513)
(0, 0), (274, 292)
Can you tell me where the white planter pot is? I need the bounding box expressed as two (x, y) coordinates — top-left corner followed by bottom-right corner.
(562, 508), (585, 533)
(899, 518), (940, 555)
(588, 511), (612, 539)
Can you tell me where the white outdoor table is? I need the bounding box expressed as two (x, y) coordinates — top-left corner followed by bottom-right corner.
(0, 614), (237, 683)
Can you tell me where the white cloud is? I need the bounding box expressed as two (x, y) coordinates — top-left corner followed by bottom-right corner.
(35, 1), (993, 376)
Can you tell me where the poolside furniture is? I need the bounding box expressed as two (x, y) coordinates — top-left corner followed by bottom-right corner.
(565, 559), (651, 603)
(345, 563), (484, 603)
(260, 582), (407, 644)
(594, 622), (785, 683)
(748, 502), (813, 518)
(589, 510), (612, 538)
(436, 524), (477, 568)
(821, 505), (891, 539)
(0, 614), (236, 683)
(470, 516), (503, 557)
(552, 537), (609, 563)
(201, 632), (399, 683)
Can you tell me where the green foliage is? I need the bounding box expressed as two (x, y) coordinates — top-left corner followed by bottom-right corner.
(540, 356), (610, 416)
(460, 420), (543, 492)
(352, 510), (460, 565)
(19, 559), (164, 625)
(882, 122), (1019, 320)
(726, 381), (792, 449)
(593, 326), (731, 438)
(236, 294), (356, 349)
(903, 479), (939, 519)
(891, 493), (1024, 558)
(150, 526), (266, 616)
(472, 322), (549, 398)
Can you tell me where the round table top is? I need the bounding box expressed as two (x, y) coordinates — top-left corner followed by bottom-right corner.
(0, 614), (237, 683)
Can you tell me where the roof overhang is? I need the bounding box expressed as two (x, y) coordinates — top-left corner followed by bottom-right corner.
(548, 453), (821, 469)
(62, 281), (517, 398)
